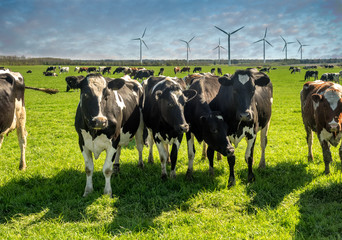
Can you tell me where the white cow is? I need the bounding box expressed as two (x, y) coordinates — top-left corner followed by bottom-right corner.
(59, 66), (69, 74)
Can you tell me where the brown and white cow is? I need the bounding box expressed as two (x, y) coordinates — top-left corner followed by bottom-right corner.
(301, 80), (342, 174)
(174, 67), (180, 75)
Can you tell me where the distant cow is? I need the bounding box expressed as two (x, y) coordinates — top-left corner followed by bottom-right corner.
(158, 68), (165, 76)
(211, 68), (215, 74)
(26, 70), (32, 73)
(46, 66), (56, 72)
(305, 71), (319, 81)
(321, 73), (340, 83)
(184, 74), (234, 179)
(78, 67), (88, 73)
(72, 74), (144, 197)
(174, 67), (180, 75)
(142, 76), (197, 179)
(113, 67), (126, 74)
(43, 72), (58, 76)
(59, 66), (69, 74)
(102, 67), (112, 75)
(65, 75), (85, 92)
(301, 80), (342, 174)
(209, 68), (273, 186)
(134, 69), (154, 80)
(87, 67), (97, 73)
(180, 67), (190, 73)
(74, 67), (80, 72)
(291, 67), (301, 74)
(259, 67), (270, 73)
(193, 67), (202, 73)
(217, 68), (223, 75)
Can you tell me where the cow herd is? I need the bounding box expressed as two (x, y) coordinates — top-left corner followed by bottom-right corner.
(1, 66), (342, 198)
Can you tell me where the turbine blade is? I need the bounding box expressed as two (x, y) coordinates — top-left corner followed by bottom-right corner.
(297, 39), (302, 45)
(280, 35), (286, 43)
(220, 46), (226, 50)
(189, 36), (195, 43)
(142, 40), (149, 49)
(142, 27), (147, 38)
(264, 27), (268, 38)
(231, 26), (245, 35)
(298, 46), (302, 53)
(303, 44), (309, 46)
(132, 38), (140, 40)
(282, 45), (286, 52)
(253, 39), (263, 44)
(288, 41), (295, 44)
(266, 40), (273, 47)
(179, 39), (187, 43)
(215, 26), (228, 35)
(213, 46), (219, 50)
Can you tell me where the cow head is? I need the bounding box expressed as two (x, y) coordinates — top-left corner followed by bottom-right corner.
(312, 86), (342, 137)
(219, 68), (270, 122)
(155, 81), (197, 134)
(74, 74), (126, 130)
(200, 112), (234, 156)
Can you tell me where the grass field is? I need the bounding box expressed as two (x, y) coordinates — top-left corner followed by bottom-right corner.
(1, 65), (342, 239)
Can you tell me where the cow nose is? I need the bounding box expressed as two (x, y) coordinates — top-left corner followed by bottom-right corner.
(93, 116), (108, 129)
(330, 123), (339, 132)
(240, 112), (252, 121)
(179, 123), (189, 133)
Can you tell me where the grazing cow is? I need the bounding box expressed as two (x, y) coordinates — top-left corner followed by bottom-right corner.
(217, 68), (223, 75)
(46, 66), (56, 72)
(26, 70), (32, 73)
(65, 75), (85, 92)
(174, 67), (180, 75)
(301, 80), (342, 174)
(142, 76), (197, 179)
(134, 69), (154, 80)
(74, 67), (80, 72)
(87, 67), (97, 73)
(113, 67), (126, 74)
(43, 72), (58, 76)
(184, 75), (234, 179)
(78, 67), (88, 73)
(321, 73), (340, 84)
(193, 67), (202, 73)
(102, 67), (112, 75)
(209, 68), (273, 186)
(72, 74), (145, 197)
(291, 67), (301, 74)
(259, 67), (270, 73)
(211, 68), (215, 74)
(180, 67), (190, 73)
(0, 69), (58, 170)
(305, 71), (319, 81)
(158, 68), (165, 76)
(59, 66), (69, 74)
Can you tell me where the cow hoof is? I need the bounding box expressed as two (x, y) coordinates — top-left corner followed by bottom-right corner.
(228, 177), (236, 188)
(104, 190), (113, 198)
(248, 174), (256, 183)
(137, 162), (144, 169)
(259, 162), (266, 169)
(83, 188), (93, 197)
(308, 156), (314, 162)
(185, 169), (193, 181)
(113, 164), (120, 175)
(170, 171), (176, 179)
(209, 167), (214, 177)
(19, 164), (27, 171)
(161, 173), (168, 181)
(148, 156), (154, 164)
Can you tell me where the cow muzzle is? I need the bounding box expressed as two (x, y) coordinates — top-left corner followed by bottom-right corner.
(176, 123), (189, 134)
(92, 116), (108, 130)
(239, 111), (253, 122)
(329, 122), (340, 133)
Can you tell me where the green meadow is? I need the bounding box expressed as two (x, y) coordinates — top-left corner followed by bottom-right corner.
(1, 65), (342, 239)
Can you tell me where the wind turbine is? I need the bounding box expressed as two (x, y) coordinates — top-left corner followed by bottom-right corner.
(280, 36), (294, 60)
(132, 27), (148, 65)
(213, 38), (226, 64)
(179, 36), (195, 66)
(214, 25), (244, 65)
(297, 39), (309, 60)
(253, 27), (273, 63)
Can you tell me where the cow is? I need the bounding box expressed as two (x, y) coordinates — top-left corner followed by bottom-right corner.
(184, 75), (234, 179)
(59, 66), (69, 74)
(321, 73), (340, 84)
(65, 75), (85, 92)
(0, 69), (57, 170)
(209, 68), (273, 186)
(78, 67), (88, 73)
(174, 67), (180, 75)
(102, 67), (112, 75)
(211, 68), (215, 74)
(217, 68), (223, 75)
(259, 67), (270, 73)
(87, 67), (97, 73)
(305, 71), (319, 81)
(46, 66), (56, 72)
(193, 67), (202, 73)
(43, 72), (58, 76)
(141, 76), (197, 179)
(158, 68), (165, 76)
(26, 70), (32, 73)
(113, 67), (126, 75)
(74, 67), (80, 72)
(134, 69), (154, 80)
(72, 73), (145, 197)
(180, 67), (190, 73)
(301, 80), (342, 175)
(291, 67), (301, 74)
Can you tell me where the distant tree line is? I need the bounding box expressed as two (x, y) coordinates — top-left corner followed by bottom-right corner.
(0, 55), (341, 66)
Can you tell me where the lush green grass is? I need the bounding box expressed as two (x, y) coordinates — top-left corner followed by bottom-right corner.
(1, 65), (342, 239)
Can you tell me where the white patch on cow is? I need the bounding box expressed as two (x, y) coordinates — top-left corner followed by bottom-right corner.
(228, 126), (254, 147)
(119, 128), (132, 146)
(151, 78), (179, 94)
(81, 129), (112, 159)
(324, 90), (341, 110)
(238, 74), (249, 85)
(328, 119), (339, 129)
(155, 132), (176, 145)
(216, 115), (224, 120)
(114, 91), (125, 110)
(121, 75), (132, 81)
(270, 97), (273, 104)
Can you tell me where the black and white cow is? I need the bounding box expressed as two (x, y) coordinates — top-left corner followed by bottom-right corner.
(134, 69), (154, 80)
(59, 66), (69, 74)
(142, 76), (197, 179)
(72, 74), (145, 197)
(184, 75), (234, 179)
(209, 68), (273, 186)
(65, 75), (85, 92)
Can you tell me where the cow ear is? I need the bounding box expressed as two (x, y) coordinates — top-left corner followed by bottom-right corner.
(218, 76), (233, 86)
(183, 89), (197, 102)
(155, 90), (162, 100)
(108, 78), (125, 90)
(312, 94), (323, 103)
(254, 73), (270, 86)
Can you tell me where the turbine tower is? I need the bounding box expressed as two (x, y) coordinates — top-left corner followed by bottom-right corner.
(297, 39), (309, 60)
(179, 36), (195, 66)
(213, 38), (226, 64)
(253, 27), (273, 63)
(214, 25), (244, 65)
(132, 27), (148, 65)
(280, 36), (294, 60)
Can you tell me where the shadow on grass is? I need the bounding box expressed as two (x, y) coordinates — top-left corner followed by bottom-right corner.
(295, 182), (342, 239)
(240, 161), (315, 209)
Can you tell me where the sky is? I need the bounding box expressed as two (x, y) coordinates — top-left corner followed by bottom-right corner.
(0, 0), (341, 61)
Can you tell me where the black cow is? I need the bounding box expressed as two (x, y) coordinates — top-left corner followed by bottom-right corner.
(134, 69), (154, 80)
(113, 67), (126, 74)
(26, 70), (32, 73)
(142, 76), (197, 179)
(217, 68), (223, 75)
(43, 72), (58, 76)
(184, 75), (234, 179)
(193, 67), (202, 73)
(209, 68), (273, 186)
(72, 74), (145, 197)
(102, 67), (112, 75)
(65, 75), (85, 92)
(87, 67), (97, 73)
(158, 68), (165, 76)
(46, 66), (56, 72)
(305, 70), (319, 81)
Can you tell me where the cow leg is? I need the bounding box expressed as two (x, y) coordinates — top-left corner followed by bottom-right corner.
(245, 135), (256, 183)
(82, 148), (94, 197)
(0, 134), (4, 148)
(259, 121), (270, 168)
(135, 111), (145, 168)
(207, 146), (215, 176)
(165, 143), (171, 164)
(170, 139), (181, 179)
(339, 143), (342, 172)
(320, 140), (332, 175)
(186, 132), (195, 180)
(305, 126), (314, 162)
(147, 129), (154, 164)
(217, 152), (222, 161)
(201, 142), (207, 160)
(112, 147), (121, 175)
(16, 106), (27, 170)
(227, 154), (236, 187)
(155, 141), (168, 180)
(103, 147), (117, 197)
